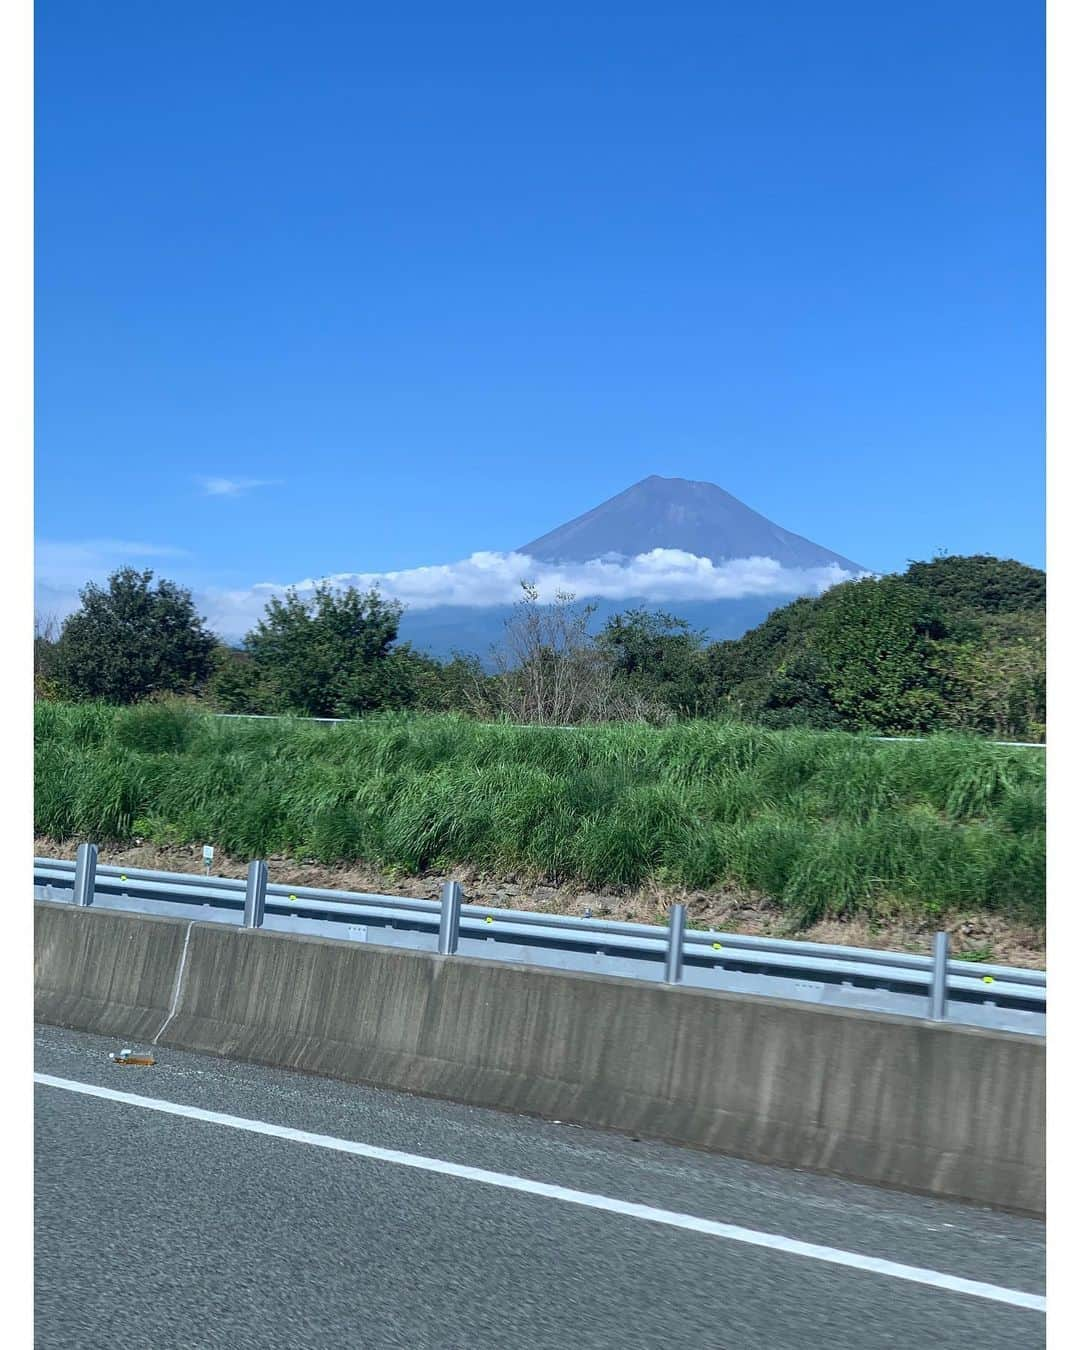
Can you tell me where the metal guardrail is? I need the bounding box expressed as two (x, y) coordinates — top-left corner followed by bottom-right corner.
(34, 848), (1045, 1037)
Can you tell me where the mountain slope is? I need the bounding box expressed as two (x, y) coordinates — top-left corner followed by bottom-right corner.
(518, 475), (864, 572)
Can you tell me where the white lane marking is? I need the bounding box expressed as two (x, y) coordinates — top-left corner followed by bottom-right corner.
(34, 1072), (1045, 1314)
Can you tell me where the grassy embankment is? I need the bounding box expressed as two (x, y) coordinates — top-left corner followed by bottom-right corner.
(34, 701), (1045, 935)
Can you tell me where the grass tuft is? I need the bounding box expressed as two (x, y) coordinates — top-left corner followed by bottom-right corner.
(34, 704), (1045, 929)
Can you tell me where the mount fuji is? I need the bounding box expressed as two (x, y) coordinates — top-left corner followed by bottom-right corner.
(393, 476), (866, 660)
(517, 476), (863, 572)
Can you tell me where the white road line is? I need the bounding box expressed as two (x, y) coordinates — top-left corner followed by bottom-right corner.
(34, 1072), (1045, 1315)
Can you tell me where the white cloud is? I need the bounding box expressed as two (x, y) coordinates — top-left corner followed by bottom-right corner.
(198, 477), (280, 497)
(197, 549), (869, 639)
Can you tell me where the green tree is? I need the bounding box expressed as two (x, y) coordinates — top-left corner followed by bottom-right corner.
(702, 597), (840, 727)
(697, 554), (1044, 737)
(944, 613), (1046, 741)
(205, 646), (274, 714)
(34, 613), (62, 701)
(903, 554), (1045, 615)
(54, 568), (217, 704)
(243, 584), (413, 717)
(408, 651), (498, 716)
(598, 608), (708, 716)
(811, 577), (950, 732)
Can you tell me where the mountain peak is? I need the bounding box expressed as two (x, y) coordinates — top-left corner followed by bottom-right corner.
(517, 476), (864, 572)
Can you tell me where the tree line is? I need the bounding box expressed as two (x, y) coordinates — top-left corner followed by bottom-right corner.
(34, 553), (1046, 741)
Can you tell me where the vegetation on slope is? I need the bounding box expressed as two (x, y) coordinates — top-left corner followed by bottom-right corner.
(700, 555), (1045, 738)
(35, 704), (1045, 931)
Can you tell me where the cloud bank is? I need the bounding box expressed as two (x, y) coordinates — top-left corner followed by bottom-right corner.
(35, 540), (868, 640)
(199, 549), (866, 639)
(198, 477), (280, 497)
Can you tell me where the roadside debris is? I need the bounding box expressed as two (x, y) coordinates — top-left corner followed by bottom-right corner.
(108, 1048), (156, 1066)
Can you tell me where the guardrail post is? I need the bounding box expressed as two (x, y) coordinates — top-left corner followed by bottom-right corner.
(437, 881), (463, 955)
(243, 860), (268, 929)
(929, 930), (949, 1021)
(664, 903), (686, 984)
(72, 843), (98, 907)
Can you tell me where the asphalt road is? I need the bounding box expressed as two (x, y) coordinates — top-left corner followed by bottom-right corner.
(34, 1024), (1045, 1350)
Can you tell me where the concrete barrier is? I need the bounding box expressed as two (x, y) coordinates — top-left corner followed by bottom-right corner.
(34, 902), (190, 1043)
(33, 901), (1045, 1214)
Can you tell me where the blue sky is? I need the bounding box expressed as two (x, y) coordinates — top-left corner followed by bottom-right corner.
(35, 1), (1044, 633)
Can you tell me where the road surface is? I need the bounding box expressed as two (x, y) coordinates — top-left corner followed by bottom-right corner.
(34, 1024), (1045, 1350)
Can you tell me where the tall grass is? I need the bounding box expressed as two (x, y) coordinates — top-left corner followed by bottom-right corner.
(34, 705), (1045, 928)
